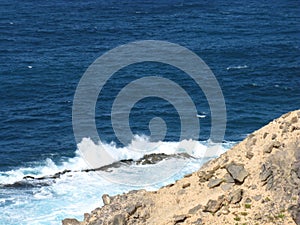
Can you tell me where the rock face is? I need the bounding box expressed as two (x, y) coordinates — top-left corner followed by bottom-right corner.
(63, 110), (300, 225)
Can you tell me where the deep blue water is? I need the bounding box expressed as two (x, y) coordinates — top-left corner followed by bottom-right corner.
(1, 0), (299, 170)
(0, 0), (299, 223)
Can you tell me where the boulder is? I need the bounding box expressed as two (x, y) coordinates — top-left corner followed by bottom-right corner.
(102, 194), (111, 205)
(229, 189), (243, 204)
(207, 178), (223, 188)
(62, 219), (80, 225)
(226, 163), (248, 183)
(203, 195), (224, 213)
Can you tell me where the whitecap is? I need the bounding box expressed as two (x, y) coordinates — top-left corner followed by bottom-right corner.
(196, 114), (206, 118)
(226, 65), (248, 70)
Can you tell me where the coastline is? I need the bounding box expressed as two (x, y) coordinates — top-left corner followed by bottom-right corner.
(63, 110), (300, 225)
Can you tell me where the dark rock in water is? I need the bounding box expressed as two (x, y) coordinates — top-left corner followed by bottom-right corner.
(4, 153), (192, 190)
(89, 159), (134, 173)
(136, 153), (192, 165)
(23, 175), (35, 180)
(3, 180), (51, 189)
(226, 163), (248, 183)
(92, 153), (192, 172)
(62, 218), (80, 225)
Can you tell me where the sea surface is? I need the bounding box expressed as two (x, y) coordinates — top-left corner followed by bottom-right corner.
(0, 0), (299, 224)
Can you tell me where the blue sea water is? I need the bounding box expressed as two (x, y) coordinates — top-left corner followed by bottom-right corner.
(0, 0), (299, 224)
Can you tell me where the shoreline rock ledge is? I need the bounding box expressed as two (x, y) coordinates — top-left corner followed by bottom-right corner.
(63, 110), (300, 225)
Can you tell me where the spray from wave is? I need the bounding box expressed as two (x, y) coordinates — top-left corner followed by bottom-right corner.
(0, 136), (236, 225)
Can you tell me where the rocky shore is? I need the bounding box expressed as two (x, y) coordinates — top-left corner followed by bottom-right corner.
(63, 110), (300, 225)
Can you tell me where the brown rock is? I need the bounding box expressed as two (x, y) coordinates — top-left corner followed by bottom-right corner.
(174, 214), (189, 223)
(188, 204), (202, 214)
(125, 205), (137, 215)
(223, 173), (235, 183)
(198, 170), (214, 182)
(102, 194), (111, 205)
(207, 178), (223, 188)
(221, 183), (234, 191)
(203, 195), (224, 213)
(62, 219), (80, 225)
(182, 183), (191, 189)
(259, 164), (273, 182)
(246, 151), (254, 159)
(263, 142), (274, 153)
(184, 173), (193, 178)
(112, 214), (127, 225)
(226, 163), (248, 183)
(291, 116), (298, 124)
(273, 140), (281, 148)
(229, 189), (243, 204)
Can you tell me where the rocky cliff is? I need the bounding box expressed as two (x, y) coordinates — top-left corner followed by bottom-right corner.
(63, 110), (300, 225)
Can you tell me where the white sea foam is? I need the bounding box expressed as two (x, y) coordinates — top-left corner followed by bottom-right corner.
(226, 65), (248, 70)
(0, 136), (236, 225)
(196, 114), (206, 118)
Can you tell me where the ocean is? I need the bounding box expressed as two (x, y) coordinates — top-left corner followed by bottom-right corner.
(0, 0), (299, 224)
